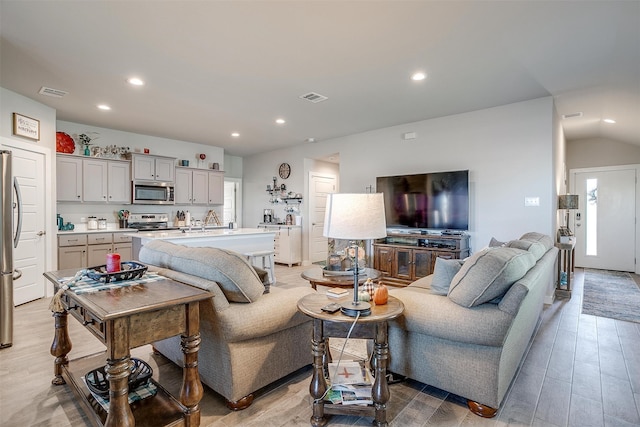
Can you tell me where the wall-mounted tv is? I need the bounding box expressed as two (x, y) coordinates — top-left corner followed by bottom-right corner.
(376, 170), (469, 231)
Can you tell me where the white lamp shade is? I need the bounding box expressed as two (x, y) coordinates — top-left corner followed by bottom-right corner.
(323, 193), (387, 240)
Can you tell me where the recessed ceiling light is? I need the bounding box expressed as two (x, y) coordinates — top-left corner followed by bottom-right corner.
(411, 72), (427, 81)
(127, 77), (145, 86)
(603, 118), (616, 124)
(275, 118), (286, 125)
(231, 132), (240, 137)
(97, 104), (111, 111)
(305, 138), (316, 143)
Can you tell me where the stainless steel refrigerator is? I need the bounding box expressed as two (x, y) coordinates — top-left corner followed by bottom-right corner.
(1, 150), (22, 349)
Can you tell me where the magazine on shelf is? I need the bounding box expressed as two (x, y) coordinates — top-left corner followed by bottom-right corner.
(325, 360), (373, 406)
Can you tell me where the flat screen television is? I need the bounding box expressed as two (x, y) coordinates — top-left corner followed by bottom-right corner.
(376, 170), (469, 231)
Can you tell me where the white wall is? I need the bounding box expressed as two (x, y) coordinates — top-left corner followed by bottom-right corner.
(567, 137), (640, 171)
(244, 97), (557, 260)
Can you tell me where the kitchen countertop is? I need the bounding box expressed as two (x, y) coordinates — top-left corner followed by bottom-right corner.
(258, 223), (301, 228)
(57, 225), (137, 235)
(126, 227), (274, 240)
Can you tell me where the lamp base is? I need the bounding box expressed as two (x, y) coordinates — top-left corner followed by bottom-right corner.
(340, 301), (371, 317)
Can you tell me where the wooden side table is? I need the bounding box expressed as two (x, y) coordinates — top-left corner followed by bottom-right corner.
(301, 267), (381, 290)
(297, 293), (404, 427)
(44, 269), (212, 427)
(555, 237), (576, 298)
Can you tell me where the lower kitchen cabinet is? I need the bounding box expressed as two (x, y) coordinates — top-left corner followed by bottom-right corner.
(258, 224), (302, 267)
(58, 232), (133, 269)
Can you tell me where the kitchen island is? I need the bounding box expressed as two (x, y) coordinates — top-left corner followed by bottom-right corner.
(128, 227), (278, 278)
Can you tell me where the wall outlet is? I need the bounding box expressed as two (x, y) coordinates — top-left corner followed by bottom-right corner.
(524, 197), (540, 207)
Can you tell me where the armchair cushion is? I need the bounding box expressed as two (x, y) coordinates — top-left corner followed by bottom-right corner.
(430, 258), (464, 295)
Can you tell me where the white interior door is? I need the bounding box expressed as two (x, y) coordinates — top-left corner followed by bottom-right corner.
(10, 147), (46, 305)
(223, 179), (240, 226)
(571, 166), (637, 272)
(308, 173), (336, 263)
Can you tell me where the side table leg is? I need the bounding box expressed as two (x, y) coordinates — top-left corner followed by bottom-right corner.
(105, 356), (135, 427)
(181, 301), (204, 427)
(310, 319), (328, 427)
(371, 322), (390, 427)
(50, 310), (72, 386)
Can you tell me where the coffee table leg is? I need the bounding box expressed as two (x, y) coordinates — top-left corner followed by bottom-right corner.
(372, 322), (390, 427)
(50, 311), (72, 386)
(310, 319), (328, 427)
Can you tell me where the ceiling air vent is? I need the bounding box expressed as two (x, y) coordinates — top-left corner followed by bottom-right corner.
(562, 112), (583, 119)
(299, 92), (328, 103)
(39, 86), (68, 98)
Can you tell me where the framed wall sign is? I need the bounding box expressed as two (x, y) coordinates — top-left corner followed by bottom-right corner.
(12, 112), (40, 141)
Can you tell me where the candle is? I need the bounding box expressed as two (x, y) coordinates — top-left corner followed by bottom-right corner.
(106, 253), (121, 273)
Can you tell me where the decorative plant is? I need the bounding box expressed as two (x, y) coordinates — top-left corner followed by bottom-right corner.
(75, 132), (100, 148)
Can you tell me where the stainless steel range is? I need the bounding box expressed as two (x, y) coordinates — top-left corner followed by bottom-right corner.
(127, 213), (179, 231)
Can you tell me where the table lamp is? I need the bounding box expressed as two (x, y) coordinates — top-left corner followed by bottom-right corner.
(323, 193), (387, 316)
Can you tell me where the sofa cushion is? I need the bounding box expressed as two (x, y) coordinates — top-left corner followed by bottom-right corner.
(139, 240), (265, 303)
(489, 237), (506, 247)
(506, 239), (547, 261)
(520, 232), (554, 251)
(448, 247), (536, 307)
(430, 258), (464, 295)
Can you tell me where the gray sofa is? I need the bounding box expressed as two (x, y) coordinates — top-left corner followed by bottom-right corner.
(138, 240), (315, 410)
(387, 232), (558, 417)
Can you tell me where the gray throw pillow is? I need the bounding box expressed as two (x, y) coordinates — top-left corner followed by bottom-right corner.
(139, 240), (265, 303)
(448, 247), (536, 307)
(519, 232), (554, 251)
(489, 237), (506, 247)
(430, 258), (464, 295)
(506, 239), (547, 260)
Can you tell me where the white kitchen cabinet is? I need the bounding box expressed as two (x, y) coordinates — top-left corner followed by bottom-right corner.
(107, 160), (131, 203)
(192, 170), (209, 204)
(82, 159), (108, 202)
(174, 167), (193, 204)
(258, 225), (302, 267)
(130, 154), (175, 182)
(82, 158), (131, 203)
(57, 155), (130, 203)
(58, 234), (88, 270)
(207, 170), (224, 205)
(175, 168), (222, 205)
(56, 155), (83, 202)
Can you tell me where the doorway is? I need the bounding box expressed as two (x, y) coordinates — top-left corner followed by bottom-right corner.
(223, 178), (241, 227)
(308, 172), (337, 263)
(571, 165), (638, 272)
(1, 142), (47, 305)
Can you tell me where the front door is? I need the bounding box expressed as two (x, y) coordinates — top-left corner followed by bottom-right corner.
(571, 166), (637, 272)
(309, 173), (337, 263)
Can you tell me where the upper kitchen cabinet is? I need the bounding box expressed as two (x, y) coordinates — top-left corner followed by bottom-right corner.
(57, 154), (130, 203)
(129, 154), (175, 182)
(175, 167), (223, 205)
(57, 155), (83, 201)
(208, 170), (224, 205)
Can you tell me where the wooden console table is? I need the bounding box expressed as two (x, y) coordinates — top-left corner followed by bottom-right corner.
(297, 293), (404, 427)
(555, 237), (576, 298)
(44, 269), (212, 427)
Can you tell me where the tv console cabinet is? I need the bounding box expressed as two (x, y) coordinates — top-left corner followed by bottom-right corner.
(373, 232), (470, 287)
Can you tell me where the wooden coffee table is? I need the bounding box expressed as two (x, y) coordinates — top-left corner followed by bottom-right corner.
(44, 269), (212, 427)
(297, 293), (404, 427)
(301, 267), (381, 290)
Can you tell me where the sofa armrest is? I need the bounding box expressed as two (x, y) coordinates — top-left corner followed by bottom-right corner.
(389, 287), (514, 347)
(216, 286), (315, 342)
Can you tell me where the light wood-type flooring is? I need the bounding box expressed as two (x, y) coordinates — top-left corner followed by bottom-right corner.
(0, 265), (639, 426)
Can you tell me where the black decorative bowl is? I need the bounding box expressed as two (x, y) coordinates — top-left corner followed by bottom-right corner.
(86, 261), (148, 283)
(85, 358), (153, 397)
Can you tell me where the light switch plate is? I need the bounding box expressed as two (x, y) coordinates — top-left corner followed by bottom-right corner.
(524, 197), (540, 207)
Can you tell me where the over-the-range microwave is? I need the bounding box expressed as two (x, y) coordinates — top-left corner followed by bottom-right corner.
(132, 181), (175, 205)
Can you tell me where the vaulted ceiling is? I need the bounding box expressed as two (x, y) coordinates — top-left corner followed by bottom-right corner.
(1, 1), (638, 156)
